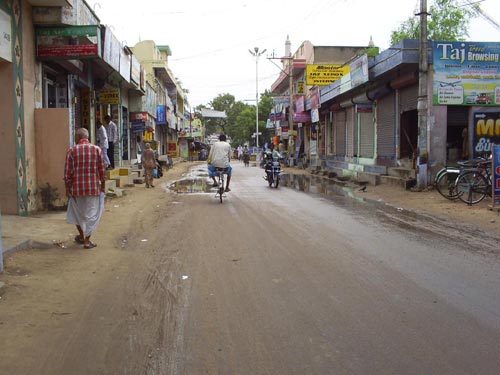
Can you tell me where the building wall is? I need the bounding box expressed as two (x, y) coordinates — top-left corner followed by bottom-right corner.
(35, 108), (71, 208)
(22, 0), (38, 212)
(0, 58), (17, 214)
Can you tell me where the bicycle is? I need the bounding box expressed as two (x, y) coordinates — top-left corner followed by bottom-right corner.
(214, 167), (227, 203)
(434, 158), (487, 200)
(455, 159), (492, 205)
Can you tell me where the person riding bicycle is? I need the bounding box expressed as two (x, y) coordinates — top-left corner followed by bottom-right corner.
(207, 134), (232, 192)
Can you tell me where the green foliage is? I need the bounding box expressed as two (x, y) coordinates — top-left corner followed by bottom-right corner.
(390, 0), (475, 45)
(198, 90), (277, 147)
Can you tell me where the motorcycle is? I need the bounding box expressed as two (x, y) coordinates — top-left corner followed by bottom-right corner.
(263, 152), (281, 188)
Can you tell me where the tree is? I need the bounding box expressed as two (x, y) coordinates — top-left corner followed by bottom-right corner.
(390, 0), (475, 45)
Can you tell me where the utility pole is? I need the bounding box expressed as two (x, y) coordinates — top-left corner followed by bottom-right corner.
(249, 47), (266, 149)
(288, 56), (294, 163)
(417, 0), (429, 188)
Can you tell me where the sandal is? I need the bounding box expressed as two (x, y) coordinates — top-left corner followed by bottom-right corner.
(84, 241), (97, 249)
(74, 235), (84, 244)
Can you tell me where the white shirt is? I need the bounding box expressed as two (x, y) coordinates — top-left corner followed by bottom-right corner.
(209, 141), (231, 168)
(96, 126), (108, 149)
(106, 121), (118, 144)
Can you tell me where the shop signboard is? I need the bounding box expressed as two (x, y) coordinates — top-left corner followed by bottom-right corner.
(167, 142), (178, 157)
(433, 41), (500, 106)
(493, 144), (500, 205)
(473, 112), (500, 157)
(156, 105), (167, 125)
(306, 64), (350, 86)
(96, 89), (119, 105)
(36, 25), (101, 59)
(103, 26), (120, 72)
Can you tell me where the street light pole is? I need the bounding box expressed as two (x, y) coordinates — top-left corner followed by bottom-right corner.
(249, 47), (266, 149)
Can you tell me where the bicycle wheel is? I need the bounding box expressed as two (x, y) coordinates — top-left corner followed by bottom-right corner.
(435, 169), (460, 200)
(218, 175), (224, 203)
(455, 171), (489, 205)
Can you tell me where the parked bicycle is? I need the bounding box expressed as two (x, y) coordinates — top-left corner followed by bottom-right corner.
(434, 158), (488, 201)
(455, 159), (492, 205)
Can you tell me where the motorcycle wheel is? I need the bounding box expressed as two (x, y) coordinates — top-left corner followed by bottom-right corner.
(268, 172), (273, 187)
(273, 173), (279, 188)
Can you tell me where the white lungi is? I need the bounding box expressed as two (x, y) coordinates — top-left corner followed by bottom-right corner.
(67, 193), (105, 237)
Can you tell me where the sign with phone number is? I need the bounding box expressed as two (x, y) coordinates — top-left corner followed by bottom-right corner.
(494, 144), (500, 204)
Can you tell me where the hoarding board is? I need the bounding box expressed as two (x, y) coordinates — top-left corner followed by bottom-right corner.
(306, 64), (350, 86)
(433, 41), (500, 106)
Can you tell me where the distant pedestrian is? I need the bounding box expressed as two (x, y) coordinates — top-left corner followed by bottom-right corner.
(96, 120), (111, 168)
(104, 114), (118, 169)
(64, 128), (106, 249)
(142, 142), (156, 188)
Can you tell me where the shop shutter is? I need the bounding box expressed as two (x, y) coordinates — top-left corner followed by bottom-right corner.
(346, 106), (355, 157)
(399, 84), (418, 112)
(334, 110), (346, 156)
(359, 112), (374, 158)
(377, 92), (396, 158)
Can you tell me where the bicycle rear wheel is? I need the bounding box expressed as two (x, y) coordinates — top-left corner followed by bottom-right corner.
(455, 171), (489, 205)
(435, 169), (460, 200)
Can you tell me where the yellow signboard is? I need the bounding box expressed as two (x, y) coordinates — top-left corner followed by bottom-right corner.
(97, 89), (120, 104)
(297, 81), (305, 95)
(306, 64), (350, 86)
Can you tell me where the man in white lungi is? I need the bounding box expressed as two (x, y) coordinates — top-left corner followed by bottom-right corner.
(64, 128), (106, 249)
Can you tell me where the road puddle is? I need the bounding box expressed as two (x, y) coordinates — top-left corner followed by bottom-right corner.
(280, 173), (365, 203)
(167, 167), (214, 194)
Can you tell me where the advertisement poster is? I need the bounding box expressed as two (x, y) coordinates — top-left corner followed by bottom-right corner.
(433, 41), (500, 106)
(473, 112), (500, 157)
(493, 144), (500, 205)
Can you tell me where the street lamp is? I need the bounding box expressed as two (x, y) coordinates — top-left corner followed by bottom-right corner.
(248, 47), (266, 149)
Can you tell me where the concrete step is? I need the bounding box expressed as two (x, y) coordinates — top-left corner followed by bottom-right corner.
(388, 167), (416, 179)
(380, 175), (416, 190)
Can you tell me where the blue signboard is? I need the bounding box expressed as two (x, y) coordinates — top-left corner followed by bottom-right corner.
(494, 144), (500, 205)
(156, 105), (166, 125)
(433, 41), (500, 106)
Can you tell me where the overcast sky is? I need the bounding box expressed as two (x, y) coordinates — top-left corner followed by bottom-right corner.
(93, 0), (500, 108)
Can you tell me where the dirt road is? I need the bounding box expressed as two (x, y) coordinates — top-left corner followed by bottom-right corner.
(1, 161), (500, 374)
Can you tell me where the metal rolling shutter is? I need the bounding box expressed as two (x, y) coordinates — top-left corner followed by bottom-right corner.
(334, 110), (346, 156)
(399, 85), (418, 112)
(359, 112), (374, 157)
(346, 106), (355, 157)
(377, 92), (396, 158)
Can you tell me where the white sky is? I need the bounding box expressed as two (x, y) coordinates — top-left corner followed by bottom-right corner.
(93, 0), (500, 108)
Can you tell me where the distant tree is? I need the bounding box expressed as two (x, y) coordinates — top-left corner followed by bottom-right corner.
(390, 0), (475, 45)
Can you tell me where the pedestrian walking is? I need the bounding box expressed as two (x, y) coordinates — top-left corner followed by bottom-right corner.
(141, 142), (156, 188)
(96, 120), (111, 168)
(104, 114), (118, 169)
(64, 128), (106, 249)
